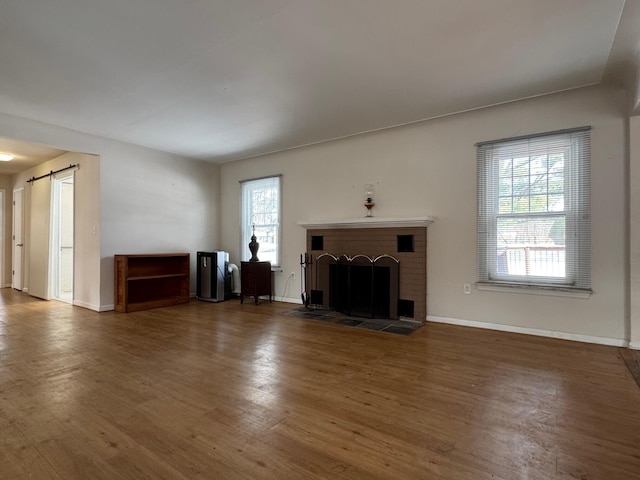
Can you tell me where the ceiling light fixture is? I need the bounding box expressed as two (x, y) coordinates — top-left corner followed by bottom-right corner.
(0, 153), (14, 161)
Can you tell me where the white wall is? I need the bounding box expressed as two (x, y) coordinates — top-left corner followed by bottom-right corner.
(99, 146), (220, 309)
(220, 85), (628, 344)
(0, 112), (220, 310)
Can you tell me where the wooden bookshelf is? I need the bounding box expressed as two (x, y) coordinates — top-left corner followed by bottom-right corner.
(114, 253), (190, 312)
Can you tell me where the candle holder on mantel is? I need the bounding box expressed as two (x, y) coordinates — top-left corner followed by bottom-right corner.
(248, 224), (260, 261)
(364, 184), (375, 217)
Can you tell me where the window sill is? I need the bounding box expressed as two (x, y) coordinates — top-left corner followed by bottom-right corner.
(476, 282), (592, 299)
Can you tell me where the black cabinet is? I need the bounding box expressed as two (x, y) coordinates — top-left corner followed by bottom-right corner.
(240, 261), (272, 304)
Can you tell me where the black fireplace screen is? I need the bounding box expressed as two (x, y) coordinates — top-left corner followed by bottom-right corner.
(309, 253), (399, 319)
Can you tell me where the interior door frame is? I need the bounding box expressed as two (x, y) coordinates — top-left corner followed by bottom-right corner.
(50, 172), (75, 303)
(12, 187), (24, 291)
(0, 190), (3, 287)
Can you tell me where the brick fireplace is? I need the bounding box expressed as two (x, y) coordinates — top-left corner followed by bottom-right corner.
(299, 217), (433, 321)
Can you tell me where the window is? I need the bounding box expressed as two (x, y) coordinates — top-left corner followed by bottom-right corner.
(241, 176), (281, 266)
(477, 127), (591, 292)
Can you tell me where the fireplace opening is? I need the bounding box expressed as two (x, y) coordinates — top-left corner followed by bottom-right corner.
(310, 254), (399, 319)
(330, 264), (392, 318)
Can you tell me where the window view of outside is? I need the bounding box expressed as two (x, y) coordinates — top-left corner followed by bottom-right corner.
(479, 128), (589, 289)
(249, 185), (279, 265)
(496, 152), (566, 278)
(242, 176), (280, 266)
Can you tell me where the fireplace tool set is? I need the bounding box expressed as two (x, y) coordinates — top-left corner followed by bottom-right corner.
(299, 253), (312, 307)
(299, 251), (400, 320)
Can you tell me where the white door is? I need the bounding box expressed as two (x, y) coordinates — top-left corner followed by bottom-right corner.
(12, 188), (23, 290)
(29, 179), (52, 300)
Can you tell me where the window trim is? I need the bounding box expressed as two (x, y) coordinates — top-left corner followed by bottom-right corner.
(476, 127), (592, 294)
(475, 281), (592, 299)
(240, 175), (281, 267)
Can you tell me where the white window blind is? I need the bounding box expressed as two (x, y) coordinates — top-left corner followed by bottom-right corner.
(477, 127), (591, 291)
(241, 176), (281, 266)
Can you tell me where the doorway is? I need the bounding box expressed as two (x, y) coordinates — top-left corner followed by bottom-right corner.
(50, 174), (74, 303)
(12, 188), (23, 291)
(0, 190), (3, 287)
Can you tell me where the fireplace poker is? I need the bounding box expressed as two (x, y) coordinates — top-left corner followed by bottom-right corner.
(300, 253), (311, 307)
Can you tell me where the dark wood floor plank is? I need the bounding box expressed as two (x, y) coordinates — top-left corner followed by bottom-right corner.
(0, 290), (639, 479)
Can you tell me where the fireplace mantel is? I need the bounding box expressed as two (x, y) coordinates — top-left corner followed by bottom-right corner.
(298, 216), (434, 230)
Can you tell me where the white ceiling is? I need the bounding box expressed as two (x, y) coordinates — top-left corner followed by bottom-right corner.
(0, 0), (637, 165)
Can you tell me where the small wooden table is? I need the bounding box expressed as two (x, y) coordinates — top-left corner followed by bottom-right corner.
(240, 261), (272, 304)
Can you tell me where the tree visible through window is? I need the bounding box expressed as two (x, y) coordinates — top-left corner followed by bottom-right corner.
(477, 128), (591, 290)
(241, 176), (280, 266)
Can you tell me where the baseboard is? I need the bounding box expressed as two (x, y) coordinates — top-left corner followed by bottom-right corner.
(22, 287), (29, 293)
(72, 299), (106, 312)
(2, 283), (11, 288)
(427, 315), (629, 347)
(630, 342), (640, 350)
(274, 296), (304, 304)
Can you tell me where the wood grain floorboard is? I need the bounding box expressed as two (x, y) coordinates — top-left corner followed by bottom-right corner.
(620, 347), (640, 389)
(0, 289), (639, 479)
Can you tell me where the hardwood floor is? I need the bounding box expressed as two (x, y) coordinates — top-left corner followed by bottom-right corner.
(0, 289), (639, 479)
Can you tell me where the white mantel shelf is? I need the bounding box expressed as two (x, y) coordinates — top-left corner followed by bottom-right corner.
(297, 216), (434, 230)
